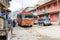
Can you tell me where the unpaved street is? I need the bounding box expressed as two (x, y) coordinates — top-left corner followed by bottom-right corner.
(11, 25), (60, 40)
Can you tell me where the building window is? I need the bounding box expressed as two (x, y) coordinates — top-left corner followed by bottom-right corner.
(54, 2), (57, 6)
(40, 8), (42, 11)
(44, 7), (45, 10)
(59, 0), (60, 5)
(48, 5), (51, 8)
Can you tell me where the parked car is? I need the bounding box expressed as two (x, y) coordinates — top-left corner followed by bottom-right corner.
(38, 18), (52, 26)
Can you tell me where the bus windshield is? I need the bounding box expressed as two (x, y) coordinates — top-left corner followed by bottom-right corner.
(33, 15), (38, 18)
(17, 14), (34, 18)
(25, 15), (33, 18)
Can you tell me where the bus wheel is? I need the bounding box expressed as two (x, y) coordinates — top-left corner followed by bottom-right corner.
(18, 23), (21, 26)
(30, 25), (32, 27)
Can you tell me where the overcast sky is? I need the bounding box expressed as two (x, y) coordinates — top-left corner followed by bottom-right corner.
(9, 0), (51, 12)
(9, 0), (45, 12)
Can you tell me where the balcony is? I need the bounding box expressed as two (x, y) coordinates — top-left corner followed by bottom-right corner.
(38, 10), (43, 15)
(0, 0), (4, 3)
(38, 6), (60, 15)
(0, 0), (9, 8)
(46, 6), (60, 14)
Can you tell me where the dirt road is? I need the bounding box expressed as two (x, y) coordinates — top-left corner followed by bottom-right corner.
(11, 25), (60, 40)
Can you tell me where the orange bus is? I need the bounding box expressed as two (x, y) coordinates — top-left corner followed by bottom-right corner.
(17, 13), (34, 27)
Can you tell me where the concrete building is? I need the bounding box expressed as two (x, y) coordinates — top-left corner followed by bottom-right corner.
(37, 0), (60, 25)
(0, 0), (11, 19)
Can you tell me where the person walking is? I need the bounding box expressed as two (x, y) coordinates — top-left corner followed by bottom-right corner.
(13, 19), (16, 27)
(8, 17), (13, 35)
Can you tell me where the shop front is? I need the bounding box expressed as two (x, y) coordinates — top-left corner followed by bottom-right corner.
(0, 3), (11, 40)
(49, 13), (59, 25)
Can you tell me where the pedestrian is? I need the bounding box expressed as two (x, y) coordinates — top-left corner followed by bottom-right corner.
(8, 17), (14, 35)
(13, 19), (16, 27)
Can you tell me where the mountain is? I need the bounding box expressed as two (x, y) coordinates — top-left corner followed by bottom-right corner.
(9, 10), (21, 19)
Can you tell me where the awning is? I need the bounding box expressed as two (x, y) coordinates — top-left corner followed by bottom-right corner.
(3, 8), (11, 12)
(0, 2), (6, 8)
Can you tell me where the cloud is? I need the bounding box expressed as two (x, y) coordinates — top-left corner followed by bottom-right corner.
(9, 0), (51, 12)
(9, 1), (22, 12)
(9, 0), (40, 12)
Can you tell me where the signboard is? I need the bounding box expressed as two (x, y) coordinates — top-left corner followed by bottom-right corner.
(0, 18), (4, 30)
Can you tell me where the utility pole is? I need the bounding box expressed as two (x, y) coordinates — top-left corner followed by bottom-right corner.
(58, 11), (60, 25)
(57, 0), (60, 25)
(22, 0), (23, 9)
(57, 0), (58, 6)
(0, 7), (1, 16)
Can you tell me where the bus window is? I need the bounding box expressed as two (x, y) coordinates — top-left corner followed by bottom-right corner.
(25, 15), (33, 18)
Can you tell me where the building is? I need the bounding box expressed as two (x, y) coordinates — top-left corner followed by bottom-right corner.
(0, 0), (11, 19)
(37, 0), (51, 5)
(37, 0), (60, 25)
